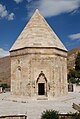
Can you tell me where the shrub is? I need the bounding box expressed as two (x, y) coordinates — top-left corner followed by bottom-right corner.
(41, 110), (59, 119)
(0, 83), (8, 90)
(75, 113), (80, 119)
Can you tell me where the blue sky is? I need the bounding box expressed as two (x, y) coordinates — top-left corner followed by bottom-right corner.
(0, 0), (80, 57)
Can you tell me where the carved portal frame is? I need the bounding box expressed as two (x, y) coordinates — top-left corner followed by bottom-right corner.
(36, 71), (47, 96)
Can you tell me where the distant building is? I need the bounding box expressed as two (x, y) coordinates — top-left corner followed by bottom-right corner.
(10, 9), (68, 99)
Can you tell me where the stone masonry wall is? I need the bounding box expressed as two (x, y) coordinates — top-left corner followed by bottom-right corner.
(10, 48), (68, 99)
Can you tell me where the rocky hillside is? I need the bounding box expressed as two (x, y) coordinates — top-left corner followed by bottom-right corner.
(0, 56), (11, 87)
(68, 47), (80, 71)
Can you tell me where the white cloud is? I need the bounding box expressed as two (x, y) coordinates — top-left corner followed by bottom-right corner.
(8, 13), (15, 20)
(69, 33), (80, 41)
(28, 0), (80, 17)
(0, 4), (8, 18)
(0, 48), (10, 58)
(14, 0), (23, 4)
(0, 4), (15, 20)
(27, 0), (32, 2)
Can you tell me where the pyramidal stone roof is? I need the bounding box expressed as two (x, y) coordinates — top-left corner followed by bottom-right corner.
(10, 9), (67, 51)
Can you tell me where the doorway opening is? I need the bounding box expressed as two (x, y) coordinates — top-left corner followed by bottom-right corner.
(38, 83), (45, 95)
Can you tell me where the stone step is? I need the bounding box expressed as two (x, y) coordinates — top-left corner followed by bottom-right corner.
(37, 96), (48, 100)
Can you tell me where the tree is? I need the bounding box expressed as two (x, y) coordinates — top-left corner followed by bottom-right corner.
(75, 52), (80, 84)
(75, 52), (80, 71)
(67, 69), (76, 83)
(68, 52), (80, 84)
(41, 110), (59, 119)
(76, 113), (80, 119)
(69, 77), (76, 84)
(0, 83), (8, 91)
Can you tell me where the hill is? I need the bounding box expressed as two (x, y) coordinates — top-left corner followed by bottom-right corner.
(0, 56), (11, 87)
(68, 47), (80, 71)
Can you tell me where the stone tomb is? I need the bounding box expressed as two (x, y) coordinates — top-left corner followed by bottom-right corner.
(10, 9), (68, 99)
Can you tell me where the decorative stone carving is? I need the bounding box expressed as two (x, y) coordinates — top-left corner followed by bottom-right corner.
(17, 66), (21, 71)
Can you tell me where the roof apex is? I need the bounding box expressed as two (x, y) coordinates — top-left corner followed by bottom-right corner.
(35, 9), (39, 12)
(10, 9), (67, 51)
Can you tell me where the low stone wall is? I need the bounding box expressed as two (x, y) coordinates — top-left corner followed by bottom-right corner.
(0, 115), (27, 119)
(59, 114), (78, 119)
(0, 87), (2, 93)
(0, 114), (79, 119)
(73, 84), (80, 93)
(68, 84), (80, 93)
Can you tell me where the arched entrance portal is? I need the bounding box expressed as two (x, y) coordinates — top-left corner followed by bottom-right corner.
(36, 71), (47, 96)
(38, 83), (45, 95)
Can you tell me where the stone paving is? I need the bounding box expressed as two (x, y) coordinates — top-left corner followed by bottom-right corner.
(0, 92), (80, 119)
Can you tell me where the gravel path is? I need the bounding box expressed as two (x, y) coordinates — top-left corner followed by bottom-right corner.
(0, 92), (80, 119)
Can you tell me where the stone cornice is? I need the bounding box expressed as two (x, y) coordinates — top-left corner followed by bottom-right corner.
(10, 47), (67, 58)
(10, 47), (67, 52)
